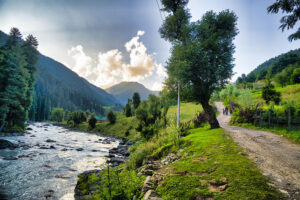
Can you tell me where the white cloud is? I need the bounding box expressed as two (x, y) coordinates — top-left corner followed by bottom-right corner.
(152, 81), (163, 91)
(67, 30), (167, 89)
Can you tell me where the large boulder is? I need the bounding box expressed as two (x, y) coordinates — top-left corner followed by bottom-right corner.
(0, 139), (17, 149)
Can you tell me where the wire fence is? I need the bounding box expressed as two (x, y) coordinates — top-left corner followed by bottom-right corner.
(253, 104), (300, 131)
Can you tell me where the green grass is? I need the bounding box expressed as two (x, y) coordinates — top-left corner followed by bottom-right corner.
(67, 102), (285, 199)
(156, 126), (285, 200)
(167, 102), (203, 123)
(62, 115), (141, 142)
(252, 84), (300, 107)
(233, 123), (300, 143)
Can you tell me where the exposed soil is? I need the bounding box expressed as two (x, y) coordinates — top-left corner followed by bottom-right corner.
(215, 102), (300, 199)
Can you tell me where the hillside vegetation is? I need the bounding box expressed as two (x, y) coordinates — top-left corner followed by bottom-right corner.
(237, 48), (300, 83)
(73, 102), (283, 200)
(0, 30), (120, 122)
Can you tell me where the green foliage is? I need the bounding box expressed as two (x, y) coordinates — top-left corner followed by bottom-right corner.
(230, 107), (257, 124)
(291, 68), (300, 83)
(268, 0), (300, 41)
(156, 127), (284, 199)
(161, 5), (238, 128)
(51, 107), (64, 122)
(124, 99), (132, 117)
(132, 92), (140, 109)
(135, 95), (167, 139)
(262, 80), (281, 105)
(68, 110), (86, 125)
(239, 49), (300, 83)
(0, 30), (111, 123)
(237, 89), (254, 109)
(0, 27), (38, 132)
(88, 114), (97, 129)
(77, 168), (144, 200)
(107, 111), (116, 124)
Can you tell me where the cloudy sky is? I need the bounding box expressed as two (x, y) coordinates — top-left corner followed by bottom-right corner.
(0, 0), (299, 90)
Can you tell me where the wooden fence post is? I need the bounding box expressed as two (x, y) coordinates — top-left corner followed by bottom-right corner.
(288, 107), (291, 132)
(268, 110), (271, 128)
(259, 111), (263, 127)
(254, 103), (259, 126)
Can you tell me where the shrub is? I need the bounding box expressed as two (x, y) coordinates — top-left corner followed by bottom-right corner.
(51, 108), (64, 122)
(230, 107), (257, 124)
(69, 110), (86, 125)
(107, 111), (116, 124)
(262, 83), (281, 105)
(193, 112), (208, 128)
(88, 114), (97, 129)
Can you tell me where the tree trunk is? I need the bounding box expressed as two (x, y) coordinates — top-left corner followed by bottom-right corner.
(201, 100), (220, 129)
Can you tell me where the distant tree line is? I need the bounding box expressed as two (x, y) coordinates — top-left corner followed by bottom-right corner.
(28, 79), (106, 122)
(236, 49), (300, 86)
(0, 28), (39, 132)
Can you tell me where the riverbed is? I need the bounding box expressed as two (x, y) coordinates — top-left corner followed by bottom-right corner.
(0, 122), (120, 200)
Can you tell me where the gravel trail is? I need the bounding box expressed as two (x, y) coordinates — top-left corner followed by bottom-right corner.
(215, 102), (300, 199)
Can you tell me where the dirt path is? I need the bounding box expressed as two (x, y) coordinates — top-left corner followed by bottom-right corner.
(215, 102), (300, 199)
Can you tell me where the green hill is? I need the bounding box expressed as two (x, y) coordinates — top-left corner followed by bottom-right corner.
(106, 82), (159, 105)
(237, 48), (300, 83)
(0, 30), (120, 121)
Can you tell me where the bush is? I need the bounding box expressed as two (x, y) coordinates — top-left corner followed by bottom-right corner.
(88, 114), (97, 129)
(262, 83), (281, 105)
(230, 107), (257, 124)
(107, 111), (116, 124)
(193, 112), (208, 128)
(69, 110), (86, 125)
(51, 108), (64, 122)
(291, 68), (300, 84)
(77, 168), (144, 200)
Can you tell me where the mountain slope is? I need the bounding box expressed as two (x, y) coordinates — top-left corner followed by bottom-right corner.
(241, 49), (300, 82)
(106, 82), (159, 105)
(0, 30), (119, 120)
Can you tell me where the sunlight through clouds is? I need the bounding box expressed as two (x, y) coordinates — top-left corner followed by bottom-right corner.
(67, 30), (167, 89)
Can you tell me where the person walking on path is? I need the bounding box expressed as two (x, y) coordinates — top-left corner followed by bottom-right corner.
(225, 107), (228, 115)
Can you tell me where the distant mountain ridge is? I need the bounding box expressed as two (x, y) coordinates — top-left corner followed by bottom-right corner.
(240, 48), (300, 83)
(106, 82), (159, 105)
(0, 30), (119, 120)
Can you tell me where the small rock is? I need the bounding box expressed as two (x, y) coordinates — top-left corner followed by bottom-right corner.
(61, 148), (68, 151)
(50, 145), (56, 149)
(55, 175), (70, 179)
(279, 189), (289, 197)
(3, 156), (18, 160)
(143, 190), (162, 200)
(0, 139), (18, 149)
(46, 139), (56, 143)
(76, 148), (83, 151)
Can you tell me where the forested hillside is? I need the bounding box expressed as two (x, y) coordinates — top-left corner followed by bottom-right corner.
(237, 48), (300, 83)
(106, 81), (159, 105)
(0, 30), (120, 121)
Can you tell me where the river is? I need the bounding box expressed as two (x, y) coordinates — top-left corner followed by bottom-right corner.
(0, 122), (120, 200)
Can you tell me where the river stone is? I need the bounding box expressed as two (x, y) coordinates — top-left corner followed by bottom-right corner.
(0, 139), (17, 149)
(45, 139), (56, 143)
(3, 156), (18, 160)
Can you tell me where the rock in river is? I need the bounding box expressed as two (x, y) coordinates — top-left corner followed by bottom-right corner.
(0, 139), (18, 149)
(46, 139), (56, 143)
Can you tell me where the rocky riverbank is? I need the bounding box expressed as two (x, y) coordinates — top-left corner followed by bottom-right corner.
(74, 138), (133, 198)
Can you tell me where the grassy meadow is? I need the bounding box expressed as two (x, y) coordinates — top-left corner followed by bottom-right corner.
(72, 102), (284, 199)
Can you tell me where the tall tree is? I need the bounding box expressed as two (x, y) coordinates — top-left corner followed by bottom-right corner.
(0, 27), (39, 131)
(160, 0), (238, 128)
(132, 92), (141, 109)
(268, 0), (300, 41)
